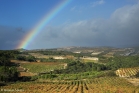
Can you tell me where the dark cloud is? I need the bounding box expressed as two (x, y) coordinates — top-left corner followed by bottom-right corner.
(1, 2), (139, 49)
(29, 2), (139, 49)
(0, 26), (25, 49)
(16, 27), (25, 33)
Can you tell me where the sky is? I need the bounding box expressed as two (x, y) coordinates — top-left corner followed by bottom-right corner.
(0, 0), (139, 50)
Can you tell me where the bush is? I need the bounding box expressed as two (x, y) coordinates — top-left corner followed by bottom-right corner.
(18, 76), (31, 82)
(103, 71), (117, 77)
(0, 66), (19, 82)
(16, 55), (26, 61)
(16, 55), (36, 62)
(26, 55), (36, 62)
(0, 82), (6, 86)
(135, 72), (139, 78)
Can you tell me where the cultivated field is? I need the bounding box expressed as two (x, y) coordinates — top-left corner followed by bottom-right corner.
(116, 67), (139, 77)
(20, 62), (65, 73)
(0, 77), (139, 93)
(2, 50), (139, 93)
(11, 60), (66, 77)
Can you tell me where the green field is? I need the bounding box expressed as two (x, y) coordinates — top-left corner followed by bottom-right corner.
(20, 62), (65, 73)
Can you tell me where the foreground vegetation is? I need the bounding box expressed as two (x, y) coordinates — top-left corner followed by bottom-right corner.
(1, 77), (139, 93)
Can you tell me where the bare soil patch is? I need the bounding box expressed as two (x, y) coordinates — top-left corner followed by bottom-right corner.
(19, 72), (37, 77)
(126, 78), (139, 86)
(11, 60), (30, 63)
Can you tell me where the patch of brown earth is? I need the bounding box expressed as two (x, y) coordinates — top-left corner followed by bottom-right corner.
(126, 78), (139, 86)
(19, 72), (37, 77)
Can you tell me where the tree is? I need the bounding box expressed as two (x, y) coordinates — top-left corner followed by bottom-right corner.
(16, 55), (26, 61)
(0, 57), (11, 66)
(0, 66), (19, 82)
(26, 55), (36, 62)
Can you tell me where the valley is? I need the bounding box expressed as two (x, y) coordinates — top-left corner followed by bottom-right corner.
(1, 46), (139, 93)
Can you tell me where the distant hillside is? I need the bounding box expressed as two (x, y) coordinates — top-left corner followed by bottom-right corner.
(14, 48), (27, 52)
(56, 46), (115, 53)
(18, 46), (139, 56)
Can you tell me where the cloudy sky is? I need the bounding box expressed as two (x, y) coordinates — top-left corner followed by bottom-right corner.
(0, 0), (139, 50)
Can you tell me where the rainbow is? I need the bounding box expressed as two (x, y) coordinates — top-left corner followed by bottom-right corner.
(17, 0), (72, 49)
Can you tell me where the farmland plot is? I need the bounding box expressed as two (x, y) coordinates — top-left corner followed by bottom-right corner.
(0, 77), (139, 93)
(20, 62), (65, 73)
(116, 67), (139, 77)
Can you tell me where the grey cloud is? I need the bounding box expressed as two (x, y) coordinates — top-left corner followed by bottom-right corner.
(1, 1), (139, 50)
(107, 3), (139, 46)
(26, 2), (139, 49)
(0, 26), (25, 49)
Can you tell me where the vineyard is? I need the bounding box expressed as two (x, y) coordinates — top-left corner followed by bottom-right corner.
(116, 67), (139, 77)
(1, 49), (139, 93)
(0, 77), (139, 93)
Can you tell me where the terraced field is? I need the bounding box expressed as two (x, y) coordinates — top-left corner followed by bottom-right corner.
(116, 67), (139, 77)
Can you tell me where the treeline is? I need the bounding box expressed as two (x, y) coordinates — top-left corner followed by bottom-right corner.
(32, 50), (91, 57)
(36, 50), (72, 55)
(53, 61), (107, 74)
(0, 50), (19, 59)
(16, 55), (36, 62)
(106, 56), (139, 70)
(0, 50), (20, 66)
(53, 56), (139, 74)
